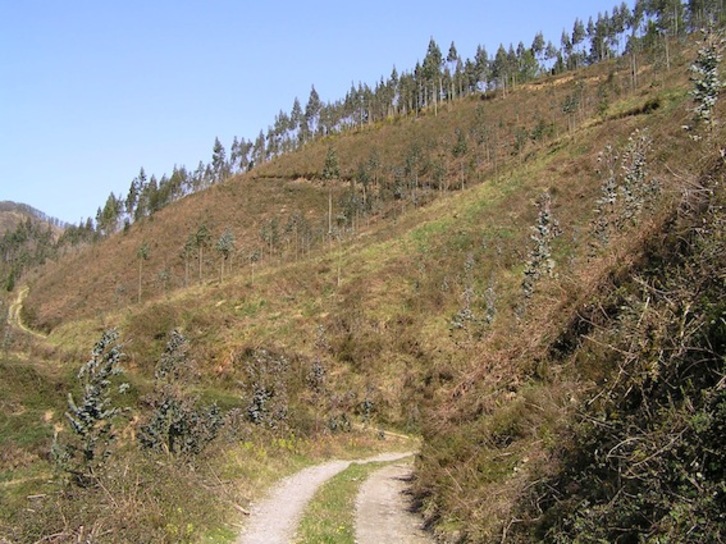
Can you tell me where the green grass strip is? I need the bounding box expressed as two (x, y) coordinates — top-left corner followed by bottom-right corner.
(294, 460), (386, 544)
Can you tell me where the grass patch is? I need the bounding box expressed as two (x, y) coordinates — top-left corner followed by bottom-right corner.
(294, 460), (387, 544)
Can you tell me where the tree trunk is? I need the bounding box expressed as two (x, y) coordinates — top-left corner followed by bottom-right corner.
(328, 187), (333, 236)
(138, 260), (143, 304)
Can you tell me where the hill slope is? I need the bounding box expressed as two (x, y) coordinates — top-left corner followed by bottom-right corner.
(3, 33), (725, 543)
(0, 201), (65, 235)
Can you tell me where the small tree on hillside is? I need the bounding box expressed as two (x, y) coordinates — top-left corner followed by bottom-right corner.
(137, 242), (149, 304)
(686, 28), (724, 139)
(53, 329), (128, 486)
(522, 190), (561, 301)
(322, 145), (340, 237)
(260, 217), (280, 258)
(194, 224), (211, 284)
(138, 330), (222, 457)
(181, 234), (195, 287)
(211, 137), (229, 182)
(452, 128), (468, 190)
(591, 129), (659, 251)
(593, 144), (620, 247)
(215, 228), (236, 281)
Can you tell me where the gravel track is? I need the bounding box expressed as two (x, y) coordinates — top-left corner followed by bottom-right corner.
(355, 460), (434, 544)
(237, 451), (414, 544)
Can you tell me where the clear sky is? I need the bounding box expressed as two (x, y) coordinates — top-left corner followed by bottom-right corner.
(1, 1), (621, 224)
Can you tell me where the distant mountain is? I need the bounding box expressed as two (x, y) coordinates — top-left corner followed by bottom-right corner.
(0, 201), (67, 236)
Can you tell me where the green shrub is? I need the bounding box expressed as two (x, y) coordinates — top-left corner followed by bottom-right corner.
(52, 329), (128, 486)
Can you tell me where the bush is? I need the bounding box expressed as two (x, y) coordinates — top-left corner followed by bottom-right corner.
(52, 329), (128, 487)
(137, 330), (222, 457)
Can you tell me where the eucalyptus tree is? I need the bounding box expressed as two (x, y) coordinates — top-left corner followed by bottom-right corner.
(144, 174), (160, 215)
(493, 44), (510, 95)
(687, 28), (724, 137)
(231, 137), (253, 172)
(305, 85), (322, 137)
(215, 228), (236, 281)
(532, 31), (546, 71)
(252, 130), (266, 167)
(422, 37), (444, 113)
(545, 40), (561, 73)
(452, 128), (469, 190)
(572, 18), (587, 68)
(522, 191), (561, 301)
(627, 0), (647, 89)
(322, 145), (341, 237)
(290, 97), (304, 145)
(211, 137), (229, 183)
(53, 330), (128, 486)
(446, 41), (460, 100)
(194, 224), (211, 284)
(388, 66), (400, 116)
(96, 192), (122, 237)
(474, 45), (490, 91)
(644, 0), (687, 70)
(137, 242), (149, 303)
(130, 167), (148, 221)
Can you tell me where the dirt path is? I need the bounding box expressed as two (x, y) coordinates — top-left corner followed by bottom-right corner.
(355, 460), (434, 544)
(237, 451), (414, 544)
(7, 286), (46, 339)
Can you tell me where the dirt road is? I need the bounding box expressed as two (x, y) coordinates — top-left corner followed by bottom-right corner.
(237, 451), (428, 544)
(7, 286), (45, 339)
(355, 460), (433, 544)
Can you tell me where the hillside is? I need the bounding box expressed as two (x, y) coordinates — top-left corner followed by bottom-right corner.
(2, 26), (725, 544)
(0, 201), (65, 236)
(23, 49), (692, 331)
(0, 202), (68, 292)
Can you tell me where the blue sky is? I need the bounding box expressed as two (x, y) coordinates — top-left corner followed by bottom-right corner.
(1, 1), (620, 224)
